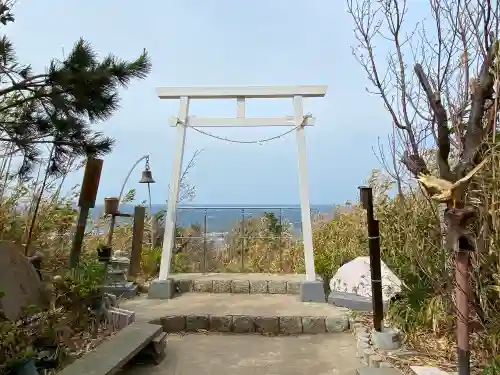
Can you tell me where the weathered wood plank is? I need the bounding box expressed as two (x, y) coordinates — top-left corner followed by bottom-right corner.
(57, 322), (162, 375)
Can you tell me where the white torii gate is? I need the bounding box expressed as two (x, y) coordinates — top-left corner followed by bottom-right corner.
(152, 85), (328, 298)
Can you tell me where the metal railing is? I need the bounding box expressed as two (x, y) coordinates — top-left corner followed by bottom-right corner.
(173, 206), (317, 273)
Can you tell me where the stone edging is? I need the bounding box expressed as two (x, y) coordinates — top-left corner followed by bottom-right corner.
(350, 317), (454, 374)
(175, 279), (301, 294)
(350, 320), (398, 369)
(150, 314), (349, 335)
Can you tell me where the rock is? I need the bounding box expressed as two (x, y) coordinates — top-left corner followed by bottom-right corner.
(329, 256), (402, 302)
(232, 315), (254, 333)
(213, 280), (231, 293)
(254, 316), (279, 333)
(193, 280), (213, 293)
(302, 316), (326, 333)
(286, 281), (300, 294)
(267, 280), (287, 294)
(249, 280), (268, 294)
(161, 315), (186, 332)
(209, 315), (232, 332)
(0, 241), (44, 320)
(186, 314), (209, 331)
(279, 316), (302, 334)
(231, 280), (250, 293)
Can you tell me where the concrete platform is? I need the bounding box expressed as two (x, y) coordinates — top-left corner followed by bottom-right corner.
(328, 291), (389, 312)
(118, 332), (361, 375)
(120, 293), (350, 334)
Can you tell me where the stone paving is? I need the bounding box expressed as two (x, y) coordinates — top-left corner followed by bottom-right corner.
(119, 332), (361, 375)
(116, 275), (364, 374)
(170, 273), (314, 294)
(171, 272), (309, 281)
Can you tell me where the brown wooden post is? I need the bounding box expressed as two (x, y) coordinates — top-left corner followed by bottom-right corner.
(444, 207), (476, 375)
(359, 186), (384, 332)
(69, 158), (103, 269)
(129, 205), (146, 279)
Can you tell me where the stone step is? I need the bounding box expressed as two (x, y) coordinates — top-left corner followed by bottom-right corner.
(171, 273), (316, 295)
(357, 368), (403, 375)
(120, 293), (350, 335)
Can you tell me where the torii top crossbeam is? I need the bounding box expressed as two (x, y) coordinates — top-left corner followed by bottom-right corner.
(156, 85), (328, 99)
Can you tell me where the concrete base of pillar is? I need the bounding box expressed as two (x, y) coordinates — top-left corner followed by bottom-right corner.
(371, 327), (402, 350)
(148, 278), (175, 299)
(299, 280), (325, 302)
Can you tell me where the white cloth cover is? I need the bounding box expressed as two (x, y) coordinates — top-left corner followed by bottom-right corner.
(329, 256), (402, 302)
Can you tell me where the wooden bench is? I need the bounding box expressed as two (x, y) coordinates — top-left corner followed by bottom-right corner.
(57, 322), (163, 375)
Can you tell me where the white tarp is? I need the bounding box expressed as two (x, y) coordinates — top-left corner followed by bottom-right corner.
(329, 256), (402, 302)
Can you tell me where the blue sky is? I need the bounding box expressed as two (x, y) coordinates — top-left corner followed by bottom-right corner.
(7, 0), (427, 205)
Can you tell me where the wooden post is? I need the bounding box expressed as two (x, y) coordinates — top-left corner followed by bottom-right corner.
(129, 205), (146, 279)
(69, 158), (103, 269)
(359, 186), (384, 332)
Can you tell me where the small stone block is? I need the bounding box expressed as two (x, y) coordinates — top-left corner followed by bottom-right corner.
(209, 315), (232, 332)
(148, 278), (175, 299)
(299, 280), (325, 302)
(356, 340), (369, 358)
(177, 279), (193, 293)
(380, 362), (394, 368)
(268, 280), (287, 294)
(213, 280), (231, 293)
(363, 349), (376, 365)
(286, 281), (300, 294)
(232, 315), (254, 333)
(193, 280), (213, 293)
(186, 315), (209, 331)
(249, 280), (268, 294)
(301, 316), (326, 334)
(279, 316), (302, 334)
(162, 315), (186, 332)
(356, 368), (403, 375)
(231, 280), (250, 293)
(369, 355), (383, 368)
(326, 315), (349, 332)
(354, 328), (370, 338)
(357, 334), (370, 343)
(254, 316), (279, 334)
(383, 348), (419, 357)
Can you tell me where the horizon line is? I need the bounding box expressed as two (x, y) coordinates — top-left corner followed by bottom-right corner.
(99, 203), (336, 206)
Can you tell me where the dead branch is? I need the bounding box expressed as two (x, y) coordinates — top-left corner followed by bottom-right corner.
(414, 63), (453, 180)
(455, 41), (497, 177)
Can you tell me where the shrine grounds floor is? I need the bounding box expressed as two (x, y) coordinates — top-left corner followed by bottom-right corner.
(119, 332), (359, 375)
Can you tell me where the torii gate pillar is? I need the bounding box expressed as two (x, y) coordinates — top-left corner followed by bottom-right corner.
(148, 85), (328, 302)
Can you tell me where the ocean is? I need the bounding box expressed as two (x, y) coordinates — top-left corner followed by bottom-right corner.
(90, 204), (333, 233)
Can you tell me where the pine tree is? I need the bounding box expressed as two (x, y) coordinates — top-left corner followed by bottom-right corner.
(0, 1), (152, 175)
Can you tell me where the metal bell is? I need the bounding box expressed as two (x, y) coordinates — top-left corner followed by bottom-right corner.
(139, 169), (155, 184)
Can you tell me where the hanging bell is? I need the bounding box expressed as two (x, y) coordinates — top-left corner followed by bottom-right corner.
(139, 169), (155, 184)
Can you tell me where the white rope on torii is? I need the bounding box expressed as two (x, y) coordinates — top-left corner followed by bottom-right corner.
(154, 85), (328, 285)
